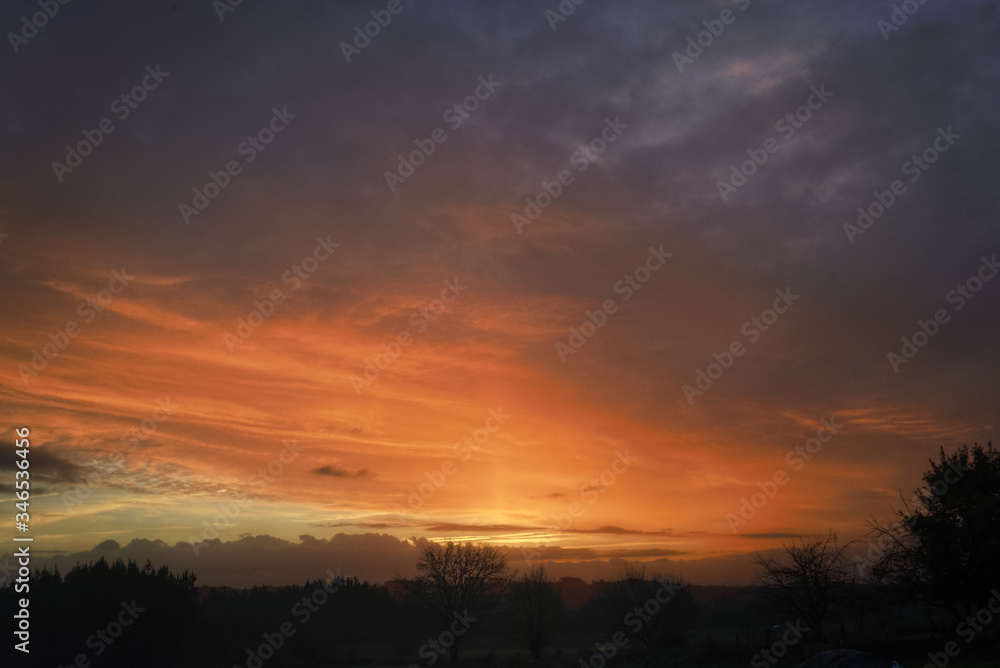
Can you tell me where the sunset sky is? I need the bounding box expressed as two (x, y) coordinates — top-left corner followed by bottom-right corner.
(2, 0), (998, 587)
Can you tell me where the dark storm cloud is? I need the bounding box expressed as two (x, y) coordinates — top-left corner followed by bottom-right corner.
(5, 447), (84, 482)
(0, 431), (92, 484)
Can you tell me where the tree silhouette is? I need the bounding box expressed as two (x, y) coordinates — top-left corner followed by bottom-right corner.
(598, 562), (692, 650)
(507, 566), (564, 658)
(16, 558), (198, 667)
(871, 442), (1000, 625)
(752, 530), (851, 642)
(407, 541), (513, 664)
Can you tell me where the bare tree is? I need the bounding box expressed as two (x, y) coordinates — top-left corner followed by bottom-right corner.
(408, 541), (513, 664)
(507, 566), (564, 658)
(752, 530), (852, 642)
(598, 562), (691, 650)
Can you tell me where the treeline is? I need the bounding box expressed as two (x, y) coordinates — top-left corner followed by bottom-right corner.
(4, 558), (198, 667)
(4, 442), (997, 667)
(3, 557), (703, 667)
(2, 558), (994, 667)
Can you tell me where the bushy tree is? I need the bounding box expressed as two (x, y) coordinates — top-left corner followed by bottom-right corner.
(871, 442), (1000, 624)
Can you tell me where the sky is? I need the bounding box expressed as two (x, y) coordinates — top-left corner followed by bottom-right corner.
(1, 0), (998, 587)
